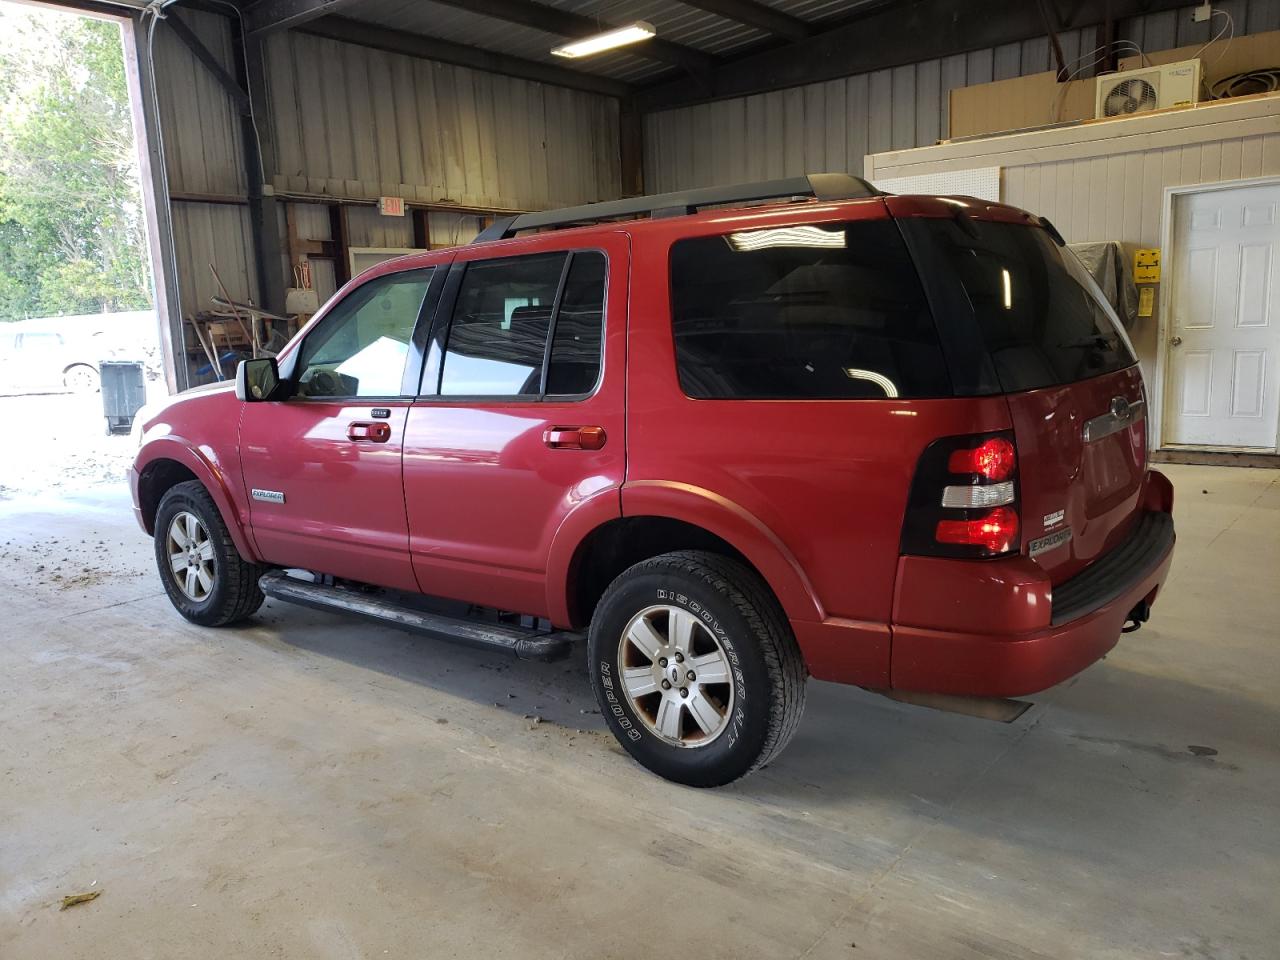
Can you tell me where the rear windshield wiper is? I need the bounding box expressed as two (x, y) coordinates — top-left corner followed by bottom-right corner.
(1057, 335), (1117, 350)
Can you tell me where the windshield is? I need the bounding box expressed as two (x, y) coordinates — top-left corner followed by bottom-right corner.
(900, 217), (1137, 393)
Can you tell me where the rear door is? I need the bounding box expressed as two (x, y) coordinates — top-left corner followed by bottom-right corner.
(900, 212), (1147, 583)
(401, 232), (626, 619)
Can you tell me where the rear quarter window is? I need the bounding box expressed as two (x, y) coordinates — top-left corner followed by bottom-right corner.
(669, 219), (952, 400)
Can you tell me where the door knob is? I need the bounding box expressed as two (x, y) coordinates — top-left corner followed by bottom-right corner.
(1170, 336), (1183, 346)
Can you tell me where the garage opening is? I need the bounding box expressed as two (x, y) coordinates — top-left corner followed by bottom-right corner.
(0, 0), (165, 497)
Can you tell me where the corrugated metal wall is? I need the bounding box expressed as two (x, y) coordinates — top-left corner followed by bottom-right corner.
(153, 8), (256, 325)
(643, 0), (1280, 192)
(154, 8), (621, 341)
(261, 30), (620, 211)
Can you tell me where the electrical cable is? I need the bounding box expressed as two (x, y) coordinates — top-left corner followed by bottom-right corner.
(1049, 38), (1149, 122)
(1191, 9), (1234, 66)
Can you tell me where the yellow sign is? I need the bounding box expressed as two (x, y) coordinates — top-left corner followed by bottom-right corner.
(1138, 286), (1155, 318)
(1134, 248), (1161, 284)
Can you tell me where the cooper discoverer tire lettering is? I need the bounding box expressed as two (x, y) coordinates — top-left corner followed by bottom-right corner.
(588, 550), (807, 787)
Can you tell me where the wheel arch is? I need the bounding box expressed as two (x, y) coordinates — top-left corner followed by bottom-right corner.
(135, 440), (260, 562)
(552, 481), (824, 630)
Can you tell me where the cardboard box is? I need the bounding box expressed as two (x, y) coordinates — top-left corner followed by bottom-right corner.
(948, 29), (1280, 141)
(1116, 29), (1280, 93)
(948, 69), (1096, 140)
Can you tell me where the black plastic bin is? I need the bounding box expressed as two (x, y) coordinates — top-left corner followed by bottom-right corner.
(100, 361), (147, 435)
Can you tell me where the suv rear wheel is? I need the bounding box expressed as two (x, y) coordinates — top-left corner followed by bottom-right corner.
(589, 550), (806, 786)
(154, 480), (265, 626)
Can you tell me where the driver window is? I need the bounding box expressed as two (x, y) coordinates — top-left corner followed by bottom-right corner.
(295, 268), (434, 398)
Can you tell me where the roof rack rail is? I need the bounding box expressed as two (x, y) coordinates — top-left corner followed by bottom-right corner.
(472, 173), (881, 244)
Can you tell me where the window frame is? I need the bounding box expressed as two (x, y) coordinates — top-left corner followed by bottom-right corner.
(666, 221), (954, 402)
(285, 266), (443, 403)
(419, 247), (609, 403)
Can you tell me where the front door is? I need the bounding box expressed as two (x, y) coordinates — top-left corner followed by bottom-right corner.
(1166, 180), (1280, 449)
(402, 233), (627, 619)
(239, 265), (442, 591)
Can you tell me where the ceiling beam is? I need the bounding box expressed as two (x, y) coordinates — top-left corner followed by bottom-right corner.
(426, 0), (717, 77)
(243, 0), (364, 35)
(298, 16), (634, 98)
(636, 0), (1204, 112)
(675, 0), (813, 42)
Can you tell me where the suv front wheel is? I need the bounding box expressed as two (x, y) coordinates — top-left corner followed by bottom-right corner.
(154, 480), (266, 626)
(589, 551), (807, 786)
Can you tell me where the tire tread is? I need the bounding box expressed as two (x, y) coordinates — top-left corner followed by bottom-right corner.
(157, 480), (265, 626)
(599, 549), (807, 782)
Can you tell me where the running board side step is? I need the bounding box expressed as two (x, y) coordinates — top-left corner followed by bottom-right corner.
(258, 571), (578, 662)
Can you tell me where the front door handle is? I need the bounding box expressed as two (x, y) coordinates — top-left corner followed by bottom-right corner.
(348, 421), (391, 443)
(544, 425), (606, 450)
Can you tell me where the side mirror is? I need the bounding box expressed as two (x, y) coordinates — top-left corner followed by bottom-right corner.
(236, 357), (283, 402)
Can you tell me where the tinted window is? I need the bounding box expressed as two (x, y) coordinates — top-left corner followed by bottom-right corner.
(905, 218), (1136, 392)
(296, 268), (433, 398)
(441, 253), (565, 396)
(546, 252), (606, 396)
(669, 220), (951, 400)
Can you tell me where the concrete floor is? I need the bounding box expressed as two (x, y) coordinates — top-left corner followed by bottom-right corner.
(2, 464), (1278, 960)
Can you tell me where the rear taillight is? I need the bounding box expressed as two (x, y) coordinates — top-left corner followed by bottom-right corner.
(900, 431), (1022, 559)
(936, 507), (1020, 554)
(946, 436), (1015, 481)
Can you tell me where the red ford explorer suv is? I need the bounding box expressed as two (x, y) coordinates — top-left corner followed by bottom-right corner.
(132, 174), (1174, 786)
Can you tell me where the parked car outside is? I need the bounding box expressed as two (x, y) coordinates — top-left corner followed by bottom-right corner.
(0, 311), (160, 395)
(130, 176), (1175, 786)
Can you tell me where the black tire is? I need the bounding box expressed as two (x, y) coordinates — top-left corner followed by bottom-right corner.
(588, 550), (807, 787)
(154, 480), (265, 626)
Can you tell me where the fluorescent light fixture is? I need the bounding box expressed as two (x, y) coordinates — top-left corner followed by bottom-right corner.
(551, 21), (656, 59)
(728, 225), (847, 251)
(843, 368), (898, 398)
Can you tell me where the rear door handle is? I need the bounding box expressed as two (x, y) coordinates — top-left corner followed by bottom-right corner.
(348, 421), (392, 443)
(543, 425), (606, 450)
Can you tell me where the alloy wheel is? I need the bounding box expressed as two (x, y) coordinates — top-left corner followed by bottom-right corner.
(166, 511), (215, 602)
(617, 604), (735, 747)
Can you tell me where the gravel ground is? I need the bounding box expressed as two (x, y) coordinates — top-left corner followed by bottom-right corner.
(0, 383), (168, 499)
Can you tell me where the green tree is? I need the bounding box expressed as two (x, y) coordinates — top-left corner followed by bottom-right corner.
(0, 4), (152, 321)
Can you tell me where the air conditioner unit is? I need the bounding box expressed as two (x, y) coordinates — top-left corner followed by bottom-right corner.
(1095, 59), (1202, 119)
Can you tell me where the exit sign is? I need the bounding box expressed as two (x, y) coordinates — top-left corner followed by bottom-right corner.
(378, 196), (405, 217)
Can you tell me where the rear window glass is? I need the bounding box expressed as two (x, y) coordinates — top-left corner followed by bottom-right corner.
(669, 219), (952, 400)
(903, 218), (1136, 392)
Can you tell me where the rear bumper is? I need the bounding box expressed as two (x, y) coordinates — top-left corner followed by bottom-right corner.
(890, 509), (1175, 697)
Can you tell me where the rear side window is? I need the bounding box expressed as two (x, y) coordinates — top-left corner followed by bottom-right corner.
(669, 220), (951, 400)
(439, 251), (605, 398)
(901, 218), (1136, 392)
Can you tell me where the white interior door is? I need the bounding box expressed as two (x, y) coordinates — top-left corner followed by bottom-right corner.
(1165, 181), (1280, 449)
